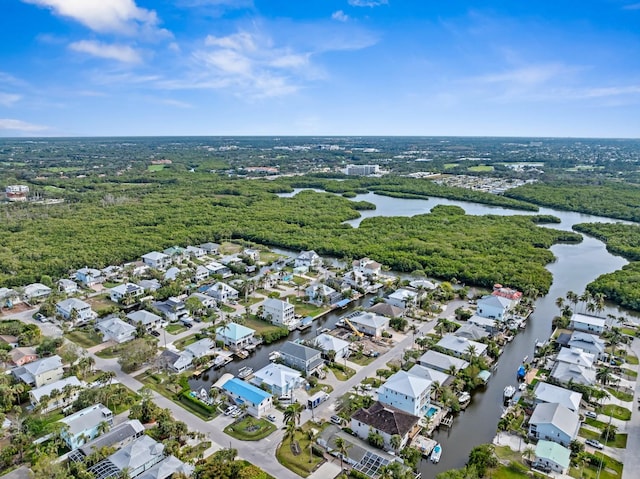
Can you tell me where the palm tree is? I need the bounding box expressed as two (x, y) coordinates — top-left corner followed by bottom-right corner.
(390, 434), (402, 451)
(97, 420), (111, 435)
(597, 366), (613, 386)
(555, 297), (565, 310)
(306, 428), (317, 463)
(284, 420), (298, 445)
(523, 446), (535, 465)
(566, 291), (579, 312)
(465, 344), (478, 364)
(283, 402), (303, 427)
(334, 437), (351, 471)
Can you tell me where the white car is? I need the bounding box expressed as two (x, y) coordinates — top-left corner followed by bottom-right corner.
(224, 406), (238, 416)
(584, 411), (598, 419)
(585, 439), (604, 450)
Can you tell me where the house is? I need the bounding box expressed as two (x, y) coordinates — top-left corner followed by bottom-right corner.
(348, 312), (389, 337)
(142, 251), (171, 270)
(139, 279), (161, 292)
(251, 363), (303, 397)
(243, 248), (260, 262)
(153, 297), (188, 322)
(468, 314), (498, 332)
(206, 282), (239, 303)
(0, 334), (18, 348)
(74, 419), (145, 459)
(188, 292), (216, 309)
(59, 403), (114, 449)
(556, 347), (596, 369)
(305, 283), (338, 304)
(12, 355), (64, 387)
(295, 250), (322, 269)
(137, 455), (194, 479)
(216, 322), (256, 349)
(163, 246), (187, 262)
(162, 338), (215, 373)
(58, 279), (78, 295)
(186, 245), (206, 258)
(312, 333), (350, 360)
(352, 257), (382, 277)
(163, 266), (181, 282)
(221, 377), (273, 417)
(184, 338), (215, 359)
(533, 382), (582, 413)
(476, 295), (513, 321)
(491, 284), (522, 301)
(569, 313), (606, 334)
(101, 265), (123, 281)
(22, 283), (52, 301)
(127, 310), (162, 330)
(29, 376), (83, 413)
(367, 302), (404, 318)
(568, 331), (606, 360)
(351, 402), (421, 450)
(378, 370), (432, 417)
(0, 288), (20, 308)
(199, 242), (220, 255)
(528, 403), (580, 447)
(280, 341), (324, 375)
(409, 279), (437, 291)
(262, 298), (297, 329)
(386, 289), (418, 309)
(56, 298), (96, 324)
(435, 334), (488, 359)
(194, 265), (209, 282)
(109, 283), (144, 303)
(205, 261), (231, 277)
(76, 267), (103, 287)
(551, 362), (596, 386)
(9, 347), (38, 367)
(407, 364), (452, 388)
(533, 440), (571, 474)
(418, 350), (469, 374)
(454, 323), (490, 341)
(90, 435), (166, 479)
(97, 317), (137, 343)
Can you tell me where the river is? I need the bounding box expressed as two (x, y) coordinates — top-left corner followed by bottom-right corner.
(202, 189), (636, 477)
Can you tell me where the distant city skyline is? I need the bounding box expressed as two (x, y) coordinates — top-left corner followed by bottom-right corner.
(2, 1), (640, 138)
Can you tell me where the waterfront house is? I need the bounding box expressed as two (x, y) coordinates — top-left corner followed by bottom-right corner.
(22, 283), (52, 302)
(29, 376), (83, 413)
(367, 302), (404, 318)
(295, 250), (322, 269)
(418, 350), (469, 374)
(348, 312), (389, 337)
(109, 283), (144, 304)
(312, 333), (351, 360)
(221, 377), (273, 417)
(351, 401), (420, 450)
(90, 435), (166, 478)
(205, 261), (232, 277)
(56, 298), (96, 324)
(476, 295), (513, 321)
(409, 279), (437, 291)
(568, 331), (606, 359)
(528, 402), (580, 447)
(12, 355), (64, 387)
(305, 283), (338, 304)
(262, 298), (297, 329)
(386, 289), (418, 309)
(58, 279), (78, 295)
(251, 363), (303, 397)
(569, 313), (606, 335)
(216, 322), (255, 349)
(555, 347), (596, 369)
(491, 285), (522, 301)
(243, 248), (260, 262)
(533, 382), (582, 413)
(468, 314), (498, 332)
(454, 323), (490, 341)
(407, 364), (452, 388)
(75, 267), (103, 287)
(435, 334), (487, 359)
(97, 317), (136, 344)
(59, 403), (113, 449)
(206, 282), (239, 303)
(127, 310), (162, 331)
(352, 257), (382, 277)
(280, 341), (324, 375)
(533, 440), (571, 474)
(142, 251), (171, 270)
(378, 370), (432, 417)
(551, 362), (596, 386)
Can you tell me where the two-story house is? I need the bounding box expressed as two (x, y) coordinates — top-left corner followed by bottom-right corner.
(141, 251), (171, 270)
(75, 267), (103, 288)
(476, 295), (513, 321)
(216, 322), (256, 350)
(262, 298), (297, 330)
(280, 341), (324, 375)
(351, 401), (421, 451)
(569, 313), (606, 335)
(12, 355), (64, 387)
(528, 402), (580, 447)
(109, 283), (144, 304)
(295, 250), (322, 269)
(59, 403), (114, 449)
(97, 317), (137, 344)
(56, 298), (96, 324)
(378, 370), (432, 417)
(206, 282), (239, 303)
(251, 363), (302, 397)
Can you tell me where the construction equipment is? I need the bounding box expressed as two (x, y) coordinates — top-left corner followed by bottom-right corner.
(344, 317), (364, 338)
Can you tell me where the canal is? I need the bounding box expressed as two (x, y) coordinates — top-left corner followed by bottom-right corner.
(200, 189), (637, 477)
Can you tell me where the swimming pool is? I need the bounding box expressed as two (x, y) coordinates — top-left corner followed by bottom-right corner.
(426, 406), (438, 418)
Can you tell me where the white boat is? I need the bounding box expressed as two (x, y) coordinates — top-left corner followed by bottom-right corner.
(503, 385), (516, 401)
(238, 367), (253, 379)
(458, 392), (471, 404)
(269, 351), (281, 361)
(430, 443), (442, 463)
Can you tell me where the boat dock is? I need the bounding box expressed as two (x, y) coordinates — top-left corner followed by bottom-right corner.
(440, 415), (453, 428)
(213, 353), (233, 369)
(412, 436), (437, 457)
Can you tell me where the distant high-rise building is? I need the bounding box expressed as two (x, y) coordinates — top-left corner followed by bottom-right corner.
(5, 185), (29, 201)
(345, 164), (380, 176)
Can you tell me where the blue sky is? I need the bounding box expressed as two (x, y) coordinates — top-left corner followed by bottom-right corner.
(1, 0), (640, 137)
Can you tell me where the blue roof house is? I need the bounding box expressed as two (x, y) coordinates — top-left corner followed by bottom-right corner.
(221, 377), (272, 418)
(216, 322), (255, 350)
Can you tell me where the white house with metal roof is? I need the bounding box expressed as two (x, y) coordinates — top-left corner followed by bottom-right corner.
(141, 251), (171, 270)
(476, 294), (513, 321)
(386, 289), (418, 309)
(568, 331), (606, 359)
(22, 283), (52, 301)
(90, 435), (166, 479)
(206, 282), (239, 303)
(29, 376), (84, 413)
(569, 313), (606, 335)
(216, 322), (255, 349)
(56, 298), (96, 324)
(528, 402), (580, 447)
(378, 370), (432, 417)
(12, 355), (64, 387)
(533, 440), (571, 474)
(127, 310), (162, 330)
(348, 312), (389, 337)
(295, 250), (322, 269)
(533, 382), (582, 412)
(418, 350), (469, 374)
(262, 298), (297, 329)
(407, 364), (452, 388)
(60, 403), (113, 449)
(312, 333), (350, 360)
(97, 317), (137, 344)
(556, 347), (596, 369)
(435, 334), (487, 359)
(251, 363), (303, 397)
(551, 362), (596, 386)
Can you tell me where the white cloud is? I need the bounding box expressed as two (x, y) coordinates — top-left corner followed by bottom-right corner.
(332, 10), (349, 22)
(156, 98), (193, 108)
(474, 63), (575, 86)
(348, 0), (388, 6)
(0, 93), (22, 107)
(0, 119), (48, 132)
(69, 40), (142, 63)
(22, 0), (169, 37)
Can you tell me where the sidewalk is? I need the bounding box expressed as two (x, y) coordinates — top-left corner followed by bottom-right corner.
(622, 337), (640, 479)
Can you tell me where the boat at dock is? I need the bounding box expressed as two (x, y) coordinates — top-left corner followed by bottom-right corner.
(430, 443), (442, 463)
(458, 392), (471, 408)
(269, 351), (281, 362)
(238, 366), (253, 379)
(212, 355), (233, 369)
(235, 350), (249, 359)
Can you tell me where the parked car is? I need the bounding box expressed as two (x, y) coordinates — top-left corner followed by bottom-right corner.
(35, 313), (49, 323)
(586, 439), (604, 450)
(584, 411), (598, 419)
(267, 414), (277, 422)
(330, 415), (343, 425)
(224, 406), (238, 416)
(150, 330), (161, 337)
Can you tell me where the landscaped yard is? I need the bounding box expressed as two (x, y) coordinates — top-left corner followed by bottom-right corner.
(220, 304), (236, 313)
(173, 333), (199, 350)
(239, 297), (262, 308)
(349, 355), (375, 366)
(276, 429), (324, 477)
(224, 416), (276, 441)
(625, 353), (638, 365)
(86, 295), (119, 314)
(328, 364), (356, 381)
(307, 383), (333, 397)
(166, 323), (188, 335)
(243, 315), (284, 335)
(605, 387), (634, 402)
(64, 327), (103, 348)
(599, 404), (632, 421)
(95, 342), (128, 358)
(568, 453), (623, 479)
(292, 300), (330, 318)
(579, 428), (628, 448)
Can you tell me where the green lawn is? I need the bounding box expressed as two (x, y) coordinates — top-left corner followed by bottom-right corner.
(64, 328), (103, 348)
(86, 295), (119, 313)
(579, 428), (628, 448)
(260, 252), (284, 264)
(349, 355), (375, 366)
(328, 364), (356, 381)
(443, 163), (458, 169)
(95, 343), (128, 358)
(621, 368), (637, 378)
(307, 383), (333, 397)
(147, 164), (166, 171)
(291, 275), (308, 286)
(165, 323), (188, 335)
(468, 165), (495, 172)
(605, 387), (634, 402)
(173, 334), (199, 350)
(621, 327), (637, 336)
(569, 453), (623, 479)
(240, 297), (262, 308)
(220, 304), (236, 313)
(292, 301), (330, 318)
(242, 315), (285, 335)
(224, 417), (276, 441)
(276, 430), (324, 477)
(599, 404), (632, 421)
(625, 354), (638, 365)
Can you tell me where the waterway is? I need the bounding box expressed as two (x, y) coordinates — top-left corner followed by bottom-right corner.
(200, 189), (636, 476)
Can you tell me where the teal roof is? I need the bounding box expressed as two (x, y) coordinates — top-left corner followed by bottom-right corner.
(535, 440), (571, 469)
(223, 378), (271, 405)
(216, 322), (255, 341)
